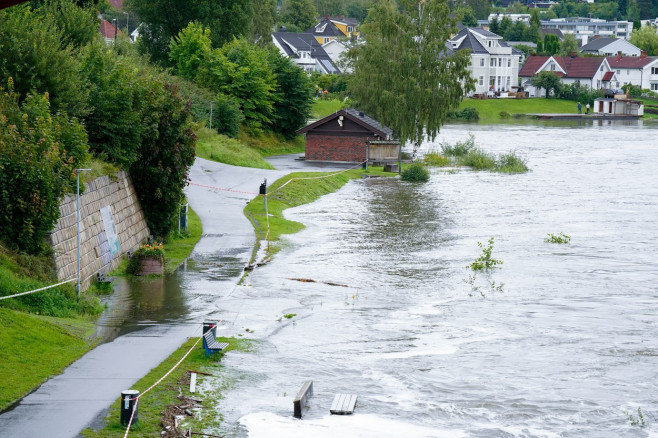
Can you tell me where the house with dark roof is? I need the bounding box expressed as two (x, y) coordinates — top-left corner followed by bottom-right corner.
(296, 109), (393, 163)
(272, 31), (340, 74)
(580, 38), (641, 57)
(447, 27), (521, 95)
(519, 55), (616, 97)
(307, 16), (359, 44)
(607, 53), (658, 91)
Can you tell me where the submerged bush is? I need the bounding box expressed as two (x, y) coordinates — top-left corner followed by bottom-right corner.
(441, 134), (475, 156)
(497, 151), (528, 173)
(458, 148), (497, 170)
(447, 107), (479, 120)
(401, 162), (430, 182)
(423, 150), (451, 167)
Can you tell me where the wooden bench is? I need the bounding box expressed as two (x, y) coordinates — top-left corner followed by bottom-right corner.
(330, 393), (357, 415)
(293, 380), (314, 418)
(202, 330), (228, 357)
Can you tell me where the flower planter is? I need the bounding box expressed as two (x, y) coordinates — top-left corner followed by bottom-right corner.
(135, 256), (164, 276)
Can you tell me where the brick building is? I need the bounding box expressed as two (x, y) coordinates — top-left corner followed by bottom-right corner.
(296, 108), (394, 163)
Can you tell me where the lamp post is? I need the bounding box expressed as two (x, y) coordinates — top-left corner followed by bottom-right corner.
(123, 12), (129, 39)
(76, 168), (91, 298)
(112, 18), (117, 42)
(209, 100), (215, 131)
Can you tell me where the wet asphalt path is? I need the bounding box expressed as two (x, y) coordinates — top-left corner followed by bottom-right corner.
(0, 155), (349, 437)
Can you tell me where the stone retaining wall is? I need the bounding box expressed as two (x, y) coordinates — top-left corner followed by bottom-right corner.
(49, 170), (150, 291)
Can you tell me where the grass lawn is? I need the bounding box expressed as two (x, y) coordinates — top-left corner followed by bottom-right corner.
(195, 127), (275, 169)
(311, 98), (345, 119)
(0, 308), (96, 410)
(244, 167), (391, 258)
(459, 98), (579, 123)
(81, 336), (253, 437)
(164, 207), (203, 273)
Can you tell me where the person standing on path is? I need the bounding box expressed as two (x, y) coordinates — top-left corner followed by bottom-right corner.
(586, 103), (590, 114)
(578, 102), (582, 114)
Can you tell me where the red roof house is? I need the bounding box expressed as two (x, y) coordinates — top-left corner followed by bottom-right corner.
(606, 53), (658, 91)
(519, 55), (615, 97)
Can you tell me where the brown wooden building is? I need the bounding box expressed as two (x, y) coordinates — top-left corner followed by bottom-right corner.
(296, 108), (394, 163)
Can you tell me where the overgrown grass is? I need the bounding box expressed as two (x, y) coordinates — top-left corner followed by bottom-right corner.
(244, 168), (389, 257)
(82, 157), (120, 184)
(164, 207), (203, 273)
(0, 307), (97, 411)
(82, 336), (254, 438)
(430, 135), (529, 173)
(237, 130), (305, 157)
(458, 98), (578, 123)
(545, 232), (571, 244)
(311, 98), (346, 119)
(195, 127), (274, 169)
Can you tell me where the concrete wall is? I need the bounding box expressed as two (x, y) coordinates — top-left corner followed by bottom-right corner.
(49, 170), (150, 290)
(305, 134), (373, 162)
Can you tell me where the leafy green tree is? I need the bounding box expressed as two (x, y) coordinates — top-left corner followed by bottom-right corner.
(504, 20), (526, 41)
(128, 0), (256, 65)
(507, 1), (526, 14)
(499, 16), (512, 37)
(38, 0), (98, 48)
(531, 71), (561, 98)
(79, 42), (145, 168)
(543, 34), (560, 55)
(129, 80), (196, 238)
(267, 49), (314, 139)
(456, 7), (478, 27)
(169, 21), (212, 81)
(0, 6), (88, 117)
(560, 33), (579, 56)
(630, 25), (658, 55)
(199, 38), (277, 130)
(0, 83), (88, 253)
(251, 0), (276, 45)
(280, 0), (318, 31)
(466, 0), (491, 19)
(347, 0), (473, 148)
(346, 1), (369, 23)
(489, 16), (500, 35)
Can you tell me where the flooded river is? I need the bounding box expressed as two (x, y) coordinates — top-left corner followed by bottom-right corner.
(211, 121), (658, 437)
(95, 120), (658, 437)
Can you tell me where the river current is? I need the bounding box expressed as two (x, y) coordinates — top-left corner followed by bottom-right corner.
(208, 121), (658, 437)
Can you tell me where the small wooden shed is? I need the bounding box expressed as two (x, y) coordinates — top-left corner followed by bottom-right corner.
(296, 108), (395, 163)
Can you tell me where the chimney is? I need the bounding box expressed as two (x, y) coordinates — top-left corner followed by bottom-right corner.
(279, 26), (286, 32)
(641, 50), (647, 59)
(617, 51), (622, 62)
(570, 52), (577, 59)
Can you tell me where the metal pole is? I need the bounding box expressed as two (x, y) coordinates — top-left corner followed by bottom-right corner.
(76, 169), (91, 298)
(124, 12), (129, 35)
(113, 19), (117, 42)
(209, 101), (215, 131)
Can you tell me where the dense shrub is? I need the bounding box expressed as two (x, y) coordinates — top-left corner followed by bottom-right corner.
(441, 134), (476, 156)
(458, 148), (497, 170)
(423, 150), (451, 166)
(0, 83), (88, 253)
(129, 81), (196, 238)
(497, 151), (528, 173)
(447, 107), (479, 121)
(126, 242), (165, 274)
(401, 162), (430, 182)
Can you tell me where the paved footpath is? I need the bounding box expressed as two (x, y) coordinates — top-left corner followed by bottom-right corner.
(0, 156), (348, 437)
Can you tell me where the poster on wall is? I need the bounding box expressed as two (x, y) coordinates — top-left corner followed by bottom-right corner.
(100, 205), (121, 256)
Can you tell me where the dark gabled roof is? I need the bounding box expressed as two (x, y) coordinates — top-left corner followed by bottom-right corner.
(580, 37), (619, 52)
(306, 19), (344, 38)
(296, 108), (393, 139)
(606, 55), (658, 69)
(329, 16), (358, 26)
(449, 27), (506, 54)
(272, 32), (340, 73)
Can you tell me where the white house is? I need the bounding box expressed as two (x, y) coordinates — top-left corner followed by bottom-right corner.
(322, 39), (351, 73)
(580, 38), (641, 57)
(541, 18), (633, 45)
(272, 31), (340, 74)
(606, 54), (658, 91)
(519, 55), (616, 97)
(447, 27), (520, 95)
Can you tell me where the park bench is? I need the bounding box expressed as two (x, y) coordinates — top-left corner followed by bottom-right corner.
(202, 330), (228, 357)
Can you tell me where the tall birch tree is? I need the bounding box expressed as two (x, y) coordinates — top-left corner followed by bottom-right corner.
(347, 0), (473, 149)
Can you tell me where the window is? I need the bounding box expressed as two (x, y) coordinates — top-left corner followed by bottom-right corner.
(616, 81), (620, 88)
(550, 63), (555, 71)
(324, 37), (330, 44)
(651, 83), (658, 91)
(347, 26), (354, 33)
(480, 58), (485, 67)
(597, 79), (601, 88)
(479, 76), (484, 86)
(490, 58), (496, 67)
(497, 76), (501, 87)
(616, 70), (620, 75)
(498, 58), (503, 67)
(508, 58), (511, 67)
(652, 67), (658, 75)
(506, 76), (511, 87)
(600, 65), (603, 72)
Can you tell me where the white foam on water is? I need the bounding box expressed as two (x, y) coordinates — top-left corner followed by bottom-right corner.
(239, 411), (464, 438)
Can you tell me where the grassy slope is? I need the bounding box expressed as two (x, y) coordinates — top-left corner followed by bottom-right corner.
(311, 98), (345, 119)
(164, 207), (203, 273)
(82, 336), (253, 437)
(244, 167), (389, 257)
(458, 98), (578, 123)
(0, 308), (95, 410)
(195, 127), (275, 169)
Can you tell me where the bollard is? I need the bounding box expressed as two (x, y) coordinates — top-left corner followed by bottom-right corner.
(203, 321), (217, 337)
(120, 390), (140, 426)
